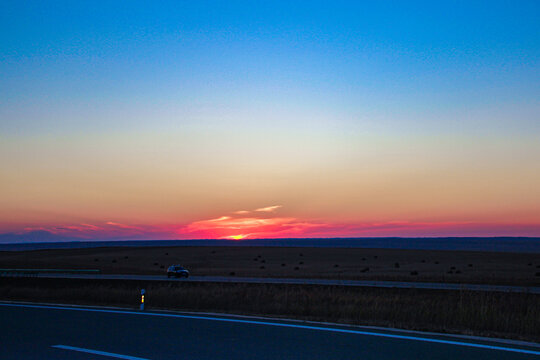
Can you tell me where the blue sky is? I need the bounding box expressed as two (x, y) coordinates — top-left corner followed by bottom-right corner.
(2, 1), (538, 132)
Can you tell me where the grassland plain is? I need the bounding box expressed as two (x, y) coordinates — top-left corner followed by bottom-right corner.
(2, 246), (539, 341)
(1, 246), (539, 285)
(1, 277), (539, 342)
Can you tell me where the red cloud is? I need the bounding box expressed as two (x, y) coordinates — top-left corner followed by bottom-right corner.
(12, 208), (540, 240)
(180, 213), (327, 239)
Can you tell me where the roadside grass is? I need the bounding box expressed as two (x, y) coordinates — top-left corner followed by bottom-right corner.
(1, 277), (539, 342)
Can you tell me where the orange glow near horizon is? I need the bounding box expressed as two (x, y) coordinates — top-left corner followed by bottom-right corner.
(2, 132), (540, 241)
(5, 204), (540, 241)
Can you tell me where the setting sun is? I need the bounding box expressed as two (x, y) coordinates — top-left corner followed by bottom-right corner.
(227, 234), (249, 240)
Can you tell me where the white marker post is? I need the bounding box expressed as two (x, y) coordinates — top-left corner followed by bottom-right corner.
(140, 289), (145, 311)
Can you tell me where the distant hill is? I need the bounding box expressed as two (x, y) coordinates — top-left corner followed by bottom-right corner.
(0, 230), (76, 243)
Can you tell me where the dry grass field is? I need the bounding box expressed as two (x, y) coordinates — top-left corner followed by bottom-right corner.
(1, 277), (539, 342)
(1, 246), (539, 285)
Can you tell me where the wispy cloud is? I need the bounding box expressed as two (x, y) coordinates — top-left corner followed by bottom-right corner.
(255, 205), (282, 213)
(106, 221), (142, 230)
(17, 221), (179, 240)
(207, 216), (231, 222)
(80, 223), (102, 231)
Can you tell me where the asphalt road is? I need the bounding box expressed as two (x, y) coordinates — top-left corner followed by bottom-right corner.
(1, 302), (539, 359)
(13, 273), (540, 293)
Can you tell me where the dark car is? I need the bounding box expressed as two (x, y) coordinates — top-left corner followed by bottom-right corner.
(167, 265), (190, 278)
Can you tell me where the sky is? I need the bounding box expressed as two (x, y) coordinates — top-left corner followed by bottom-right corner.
(1, 1), (539, 241)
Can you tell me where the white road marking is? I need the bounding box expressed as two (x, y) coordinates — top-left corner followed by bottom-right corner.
(52, 345), (149, 360)
(1, 303), (539, 356)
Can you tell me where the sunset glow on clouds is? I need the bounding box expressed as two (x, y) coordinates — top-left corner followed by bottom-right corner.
(9, 204), (540, 241)
(181, 205), (322, 239)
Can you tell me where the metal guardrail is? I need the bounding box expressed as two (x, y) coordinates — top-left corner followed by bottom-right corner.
(0, 269), (101, 277)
